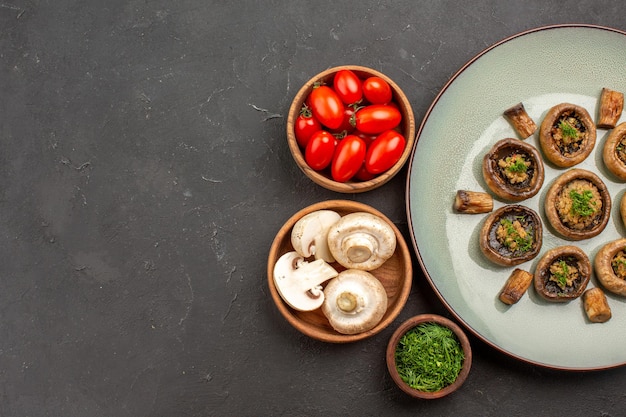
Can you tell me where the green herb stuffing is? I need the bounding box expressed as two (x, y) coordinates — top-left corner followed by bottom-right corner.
(394, 323), (464, 392)
(499, 218), (533, 252)
(569, 189), (596, 217)
(559, 119), (579, 139)
(553, 260), (570, 289)
(611, 250), (626, 277)
(612, 258), (626, 273)
(506, 155), (528, 173)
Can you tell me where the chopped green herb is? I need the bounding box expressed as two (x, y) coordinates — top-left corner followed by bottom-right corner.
(559, 119), (579, 139)
(499, 218), (533, 252)
(394, 323), (464, 392)
(506, 155), (528, 173)
(553, 260), (570, 289)
(569, 189), (596, 217)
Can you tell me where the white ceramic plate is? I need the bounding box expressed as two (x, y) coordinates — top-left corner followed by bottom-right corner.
(407, 25), (626, 370)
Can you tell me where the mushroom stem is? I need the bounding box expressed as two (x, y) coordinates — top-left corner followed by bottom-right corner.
(342, 234), (376, 264)
(336, 291), (360, 313)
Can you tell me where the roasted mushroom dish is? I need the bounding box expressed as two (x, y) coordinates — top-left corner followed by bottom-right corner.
(534, 245), (591, 302)
(455, 88), (625, 322)
(544, 169), (611, 241)
(479, 205), (542, 266)
(539, 103), (596, 168)
(482, 138), (544, 202)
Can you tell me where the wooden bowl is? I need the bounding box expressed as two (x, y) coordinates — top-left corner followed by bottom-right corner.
(386, 314), (472, 399)
(267, 200), (413, 343)
(286, 65), (416, 193)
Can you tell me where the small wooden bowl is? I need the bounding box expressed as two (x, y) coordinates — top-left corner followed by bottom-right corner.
(286, 65), (416, 193)
(267, 200), (413, 343)
(386, 314), (472, 399)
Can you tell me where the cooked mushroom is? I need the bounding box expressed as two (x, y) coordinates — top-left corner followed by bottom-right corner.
(538, 103), (596, 167)
(621, 193), (626, 228)
(321, 269), (388, 335)
(291, 209), (341, 263)
(453, 190), (493, 214)
(593, 239), (626, 297)
(499, 268), (534, 305)
(327, 212), (396, 270)
(504, 102), (537, 139)
(482, 138), (544, 202)
(602, 122), (626, 181)
(273, 251), (338, 311)
(479, 204), (542, 266)
(582, 287), (612, 323)
(597, 87), (624, 129)
(534, 245), (591, 303)
(544, 169), (611, 241)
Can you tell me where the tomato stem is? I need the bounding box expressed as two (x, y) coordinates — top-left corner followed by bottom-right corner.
(300, 104), (313, 118)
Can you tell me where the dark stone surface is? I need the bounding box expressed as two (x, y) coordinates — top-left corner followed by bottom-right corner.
(2, 1), (626, 416)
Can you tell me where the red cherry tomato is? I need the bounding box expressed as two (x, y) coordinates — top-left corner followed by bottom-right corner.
(352, 104), (401, 134)
(362, 76), (392, 104)
(305, 131), (336, 170)
(329, 106), (356, 135)
(333, 70), (363, 105)
(353, 130), (378, 148)
(331, 135), (366, 182)
(354, 163), (377, 181)
(294, 106), (322, 148)
(365, 130), (406, 174)
(308, 85), (344, 130)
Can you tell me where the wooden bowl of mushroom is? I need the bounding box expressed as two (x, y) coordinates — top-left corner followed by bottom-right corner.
(286, 65), (416, 193)
(267, 200), (413, 342)
(386, 314), (472, 399)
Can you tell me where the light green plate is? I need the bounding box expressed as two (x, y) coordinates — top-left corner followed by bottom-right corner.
(407, 25), (626, 370)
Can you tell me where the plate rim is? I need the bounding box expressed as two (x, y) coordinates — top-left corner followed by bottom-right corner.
(405, 24), (626, 371)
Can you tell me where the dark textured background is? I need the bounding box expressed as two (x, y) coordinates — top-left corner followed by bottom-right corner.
(2, 1), (626, 416)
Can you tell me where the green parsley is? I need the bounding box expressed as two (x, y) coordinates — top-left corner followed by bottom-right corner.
(394, 323), (464, 392)
(506, 155), (528, 173)
(499, 218), (533, 252)
(559, 119), (579, 139)
(569, 189), (596, 217)
(553, 260), (570, 289)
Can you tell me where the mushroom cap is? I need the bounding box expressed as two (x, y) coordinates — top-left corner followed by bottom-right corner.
(321, 269), (388, 335)
(534, 245), (591, 302)
(602, 122), (626, 181)
(621, 192), (626, 228)
(479, 204), (543, 266)
(539, 102), (596, 168)
(273, 251), (338, 311)
(327, 212), (396, 270)
(594, 238), (626, 297)
(544, 168), (611, 241)
(482, 138), (545, 202)
(291, 209), (341, 262)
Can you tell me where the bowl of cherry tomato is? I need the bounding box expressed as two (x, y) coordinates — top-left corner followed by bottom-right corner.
(286, 65), (416, 193)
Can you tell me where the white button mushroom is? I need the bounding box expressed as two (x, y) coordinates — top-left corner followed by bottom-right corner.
(327, 212), (396, 270)
(322, 269), (388, 335)
(291, 210), (341, 263)
(273, 251), (338, 311)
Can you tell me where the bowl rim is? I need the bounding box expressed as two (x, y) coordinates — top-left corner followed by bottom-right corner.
(386, 313), (473, 399)
(267, 199), (413, 343)
(286, 65), (416, 193)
